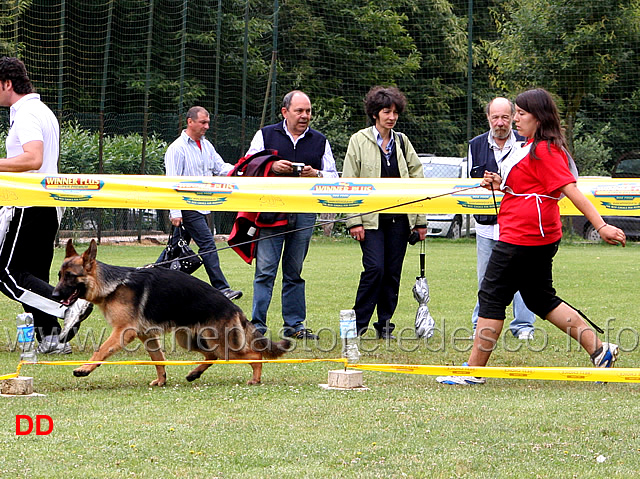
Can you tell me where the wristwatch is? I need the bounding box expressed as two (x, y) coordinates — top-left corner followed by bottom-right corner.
(316, 170), (323, 178)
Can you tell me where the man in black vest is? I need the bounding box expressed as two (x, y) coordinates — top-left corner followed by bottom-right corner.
(245, 91), (338, 339)
(468, 97), (536, 340)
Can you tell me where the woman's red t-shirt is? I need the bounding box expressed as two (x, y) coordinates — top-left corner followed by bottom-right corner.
(498, 140), (576, 246)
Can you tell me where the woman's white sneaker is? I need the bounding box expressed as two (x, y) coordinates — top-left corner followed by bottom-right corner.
(436, 362), (486, 385)
(436, 375), (486, 385)
(591, 342), (619, 368)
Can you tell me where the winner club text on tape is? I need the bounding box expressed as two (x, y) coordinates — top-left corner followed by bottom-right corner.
(0, 173), (639, 216)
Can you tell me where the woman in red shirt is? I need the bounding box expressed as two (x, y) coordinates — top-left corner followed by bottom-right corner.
(438, 88), (626, 385)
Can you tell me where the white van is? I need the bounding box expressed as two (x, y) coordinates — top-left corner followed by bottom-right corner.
(419, 155), (476, 238)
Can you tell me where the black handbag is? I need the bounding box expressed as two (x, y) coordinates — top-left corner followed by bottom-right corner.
(156, 225), (203, 274)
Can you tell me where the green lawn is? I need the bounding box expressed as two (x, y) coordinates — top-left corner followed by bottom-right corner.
(1, 236), (639, 478)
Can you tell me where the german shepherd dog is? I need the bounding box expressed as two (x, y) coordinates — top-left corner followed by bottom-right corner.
(52, 239), (291, 386)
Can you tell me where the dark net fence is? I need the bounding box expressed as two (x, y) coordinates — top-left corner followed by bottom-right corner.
(1, 0), (639, 240)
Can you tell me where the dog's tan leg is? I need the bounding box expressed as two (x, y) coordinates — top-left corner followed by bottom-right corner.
(247, 359), (263, 385)
(73, 327), (138, 377)
(141, 335), (167, 387)
(224, 350), (263, 385)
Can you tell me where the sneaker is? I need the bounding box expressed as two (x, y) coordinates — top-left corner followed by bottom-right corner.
(436, 362), (486, 385)
(591, 342), (619, 368)
(222, 288), (243, 301)
(37, 335), (72, 355)
(517, 330), (534, 340)
(59, 299), (94, 342)
(288, 329), (319, 340)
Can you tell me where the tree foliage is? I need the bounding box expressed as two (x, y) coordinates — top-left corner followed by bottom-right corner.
(275, 0), (468, 154)
(2, 0), (640, 166)
(485, 0), (640, 151)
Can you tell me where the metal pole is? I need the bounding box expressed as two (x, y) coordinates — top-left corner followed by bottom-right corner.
(465, 0), (474, 237)
(54, 0), (66, 246)
(260, 52), (275, 129)
(261, 0), (278, 128)
(11, 1), (18, 54)
(466, 0), (473, 142)
(139, 0), (155, 242)
(98, 0), (114, 243)
(270, 0), (279, 123)
(213, 0), (222, 142)
(57, 0), (65, 115)
(241, 0), (250, 153)
(178, 0), (188, 133)
(99, 0), (114, 175)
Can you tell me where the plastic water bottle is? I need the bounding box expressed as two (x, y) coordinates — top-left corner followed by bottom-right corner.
(339, 309), (360, 364)
(16, 312), (37, 362)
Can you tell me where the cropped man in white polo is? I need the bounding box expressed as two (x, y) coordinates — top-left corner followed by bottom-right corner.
(0, 56), (92, 353)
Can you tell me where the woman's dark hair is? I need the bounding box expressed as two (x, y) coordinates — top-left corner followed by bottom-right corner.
(514, 88), (567, 160)
(364, 86), (407, 124)
(0, 57), (34, 95)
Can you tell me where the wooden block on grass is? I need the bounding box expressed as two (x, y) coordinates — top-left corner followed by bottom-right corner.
(1, 376), (34, 395)
(327, 369), (363, 389)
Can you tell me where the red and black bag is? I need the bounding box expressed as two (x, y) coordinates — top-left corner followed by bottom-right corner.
(227, 150), (289, 264)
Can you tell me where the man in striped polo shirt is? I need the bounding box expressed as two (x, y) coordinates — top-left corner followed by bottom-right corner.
(164, 106), (242, 300)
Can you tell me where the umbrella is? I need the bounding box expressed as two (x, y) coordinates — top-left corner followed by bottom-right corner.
(413, 240), (435, 339)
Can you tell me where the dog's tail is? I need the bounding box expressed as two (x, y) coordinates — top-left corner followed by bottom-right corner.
(252, 335), (292, 359)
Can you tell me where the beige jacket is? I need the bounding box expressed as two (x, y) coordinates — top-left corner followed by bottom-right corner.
(342, 127), (427, 230)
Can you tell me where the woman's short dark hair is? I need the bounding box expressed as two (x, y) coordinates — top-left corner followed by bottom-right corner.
(0, 57), (34, 95)
(515, 88), (567, 159)
(364, 86), (407, 124)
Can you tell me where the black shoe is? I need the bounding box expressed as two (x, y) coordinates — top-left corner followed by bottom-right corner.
(375, 330), (396, 340)
(222, 288), (243, 301)
(288, 329), (319, 340)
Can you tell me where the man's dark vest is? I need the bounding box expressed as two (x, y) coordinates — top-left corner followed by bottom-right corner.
(261, 123), (326, 170)
(469, 130), (525, 225)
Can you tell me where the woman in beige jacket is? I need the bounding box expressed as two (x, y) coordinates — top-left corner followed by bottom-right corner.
(342, 86), (427, 339)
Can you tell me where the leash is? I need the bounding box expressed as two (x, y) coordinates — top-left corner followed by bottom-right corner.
(143, 183), (606, 335)
(145, 184), (484, 269)
(490, 183), (499, 216)
(561, 299), (605, 334)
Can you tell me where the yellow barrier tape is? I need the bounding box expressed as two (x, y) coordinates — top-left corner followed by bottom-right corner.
(32, 358), (347, 367)
(0, 371), (19, 381)
(0, 173), (638, 216)
(2, 359), (346, 383)
(348, 363), (640, 383)
(13, 358), (640, 383)
(0, 360), (27, 381)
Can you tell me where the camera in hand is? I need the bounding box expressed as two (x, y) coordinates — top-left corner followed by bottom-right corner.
(291, 162), (305, 177)
(408, 230), (420, 245)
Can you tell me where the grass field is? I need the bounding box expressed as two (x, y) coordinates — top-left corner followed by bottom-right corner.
(1, 236), (639, 478)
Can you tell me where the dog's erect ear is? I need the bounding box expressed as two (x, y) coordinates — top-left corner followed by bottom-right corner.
(65, 239), (78, 259)
(82, 239), (98, 269)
